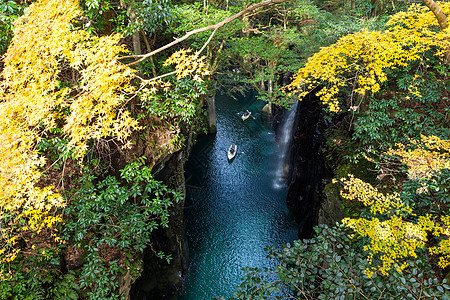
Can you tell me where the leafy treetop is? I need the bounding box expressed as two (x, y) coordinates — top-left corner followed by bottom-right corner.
(0, 0), (142, 273)
(286, 2), (450, 112)
(341, 135), (450, 276)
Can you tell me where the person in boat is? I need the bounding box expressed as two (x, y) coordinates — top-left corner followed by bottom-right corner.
(243, 110), (250, 117)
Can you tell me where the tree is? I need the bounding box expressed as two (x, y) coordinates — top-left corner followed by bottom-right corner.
(0, 1), (24, 58)
(0, 0), (294, 297)
(235, 224), (450, 299)
(0, 0), (206, 293)
(220, 0), (320, 106)
(284, 0), (450, 274)
(286, 2), (450, 112)
(122, 0), (289, 67)
(422, 0), (448, 30)
(233, 2), (450, 298)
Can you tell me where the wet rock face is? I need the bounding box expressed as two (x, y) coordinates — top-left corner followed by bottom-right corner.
(285, 92), (330, 239)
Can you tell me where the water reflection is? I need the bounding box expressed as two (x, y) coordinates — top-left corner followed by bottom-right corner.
(178, 93), (297, 299)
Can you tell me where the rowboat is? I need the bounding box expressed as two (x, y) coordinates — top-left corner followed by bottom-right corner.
(242, 110), (251, 120)
(227, 144), (237, 160)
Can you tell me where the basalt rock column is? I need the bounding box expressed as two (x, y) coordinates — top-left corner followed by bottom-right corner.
(286, 92), (330, 239)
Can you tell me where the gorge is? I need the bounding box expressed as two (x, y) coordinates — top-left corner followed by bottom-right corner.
(129, 88), (331, 299)
(2, 1), (449, 299)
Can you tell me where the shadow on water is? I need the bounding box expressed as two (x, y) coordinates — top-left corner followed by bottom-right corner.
(178, 93), (298, 300)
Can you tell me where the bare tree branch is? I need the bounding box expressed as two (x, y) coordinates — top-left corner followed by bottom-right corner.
(121, 0), (287, 67)
(196, 27), (218, 58)
(134, 28), (218, 85)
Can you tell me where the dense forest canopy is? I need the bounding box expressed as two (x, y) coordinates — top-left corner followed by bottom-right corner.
(236, 1), (450, 299)
(0, 0), (449, 299)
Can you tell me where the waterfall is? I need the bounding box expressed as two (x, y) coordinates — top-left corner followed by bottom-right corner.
(273, 101), (298, 189)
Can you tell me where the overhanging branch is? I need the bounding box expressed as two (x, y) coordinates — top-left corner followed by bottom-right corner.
(121, 0), (287, 67)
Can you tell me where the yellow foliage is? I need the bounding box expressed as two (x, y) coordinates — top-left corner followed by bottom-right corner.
(383, 135), (450, 268)
(287, 3), (450, 111)
(164, 48), (210, 81)
(0, 0), (139, 268)
(0, 0), (212, 272)
(343, 215), (433, 277)
(1, 0), (140, 155)
(339, 175), (411, 216)
(429, 215), (450, 268)
(341, 170), (450, 276)
(386, 135), (450, 181)
(340, 175), (437, 276)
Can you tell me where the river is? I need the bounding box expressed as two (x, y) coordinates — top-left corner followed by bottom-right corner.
(178, 92), (298, 299)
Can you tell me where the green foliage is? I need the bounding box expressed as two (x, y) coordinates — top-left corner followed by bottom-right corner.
(171, 3), (237, 44)
(0, 248), (79, 300)
(0, 0), (24, 56)
(215, 0), (318, 101)
(352, 56), (450, 158)
(49, 272), (80, 300)
(36, 136), (73, 170)
(225, 30), (301, 102)
(303, 6), (385, 56)
(79, 251), (121, 300)
(61, 157), (181, 298)
(80, 0), (116, 33)
(129, 0), (174, 35)
(81, 0), (173, 35)
(0, 155), (183, 300)
(63, 157), (181, 252)
(141, 77), (208, 127)
(234, 224), (450, 299)
(401, 168), (450, 215)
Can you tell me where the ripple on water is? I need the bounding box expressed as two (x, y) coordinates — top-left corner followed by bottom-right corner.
(178, 93), (297, 300)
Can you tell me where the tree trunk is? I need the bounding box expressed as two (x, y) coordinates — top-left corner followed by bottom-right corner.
(422, 0), (448, 30)
(120, 0), (141, 55)
(132, 33), (141, 55)
(370, 0), (384, 17)
(421, 0), (449, 61)
(142, 32), (157, 77)
(268, 78), (274, 115)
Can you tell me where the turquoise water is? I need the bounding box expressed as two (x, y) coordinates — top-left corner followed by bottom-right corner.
(178, 93), (298, 300)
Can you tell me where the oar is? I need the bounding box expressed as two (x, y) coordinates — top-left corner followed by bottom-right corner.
(244, 110), (255, 120)
(240, 112), (254, 121)
(225, 148), (244, 154)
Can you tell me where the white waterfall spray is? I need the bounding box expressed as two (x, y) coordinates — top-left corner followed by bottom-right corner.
(273, 101), (298, 189)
